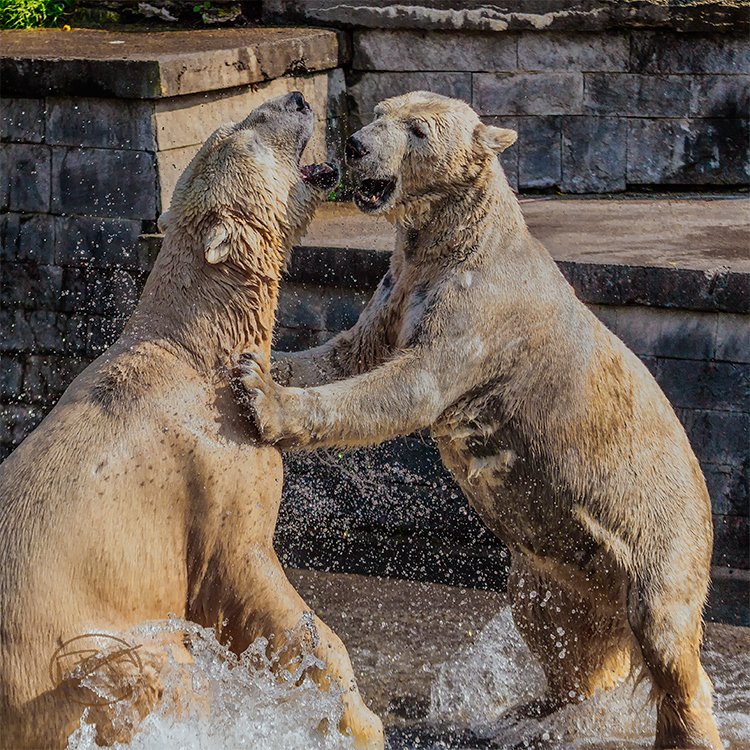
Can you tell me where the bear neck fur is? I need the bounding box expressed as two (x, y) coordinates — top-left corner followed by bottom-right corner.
(122, 221), (287, 375)
(391, 157), (526, 264)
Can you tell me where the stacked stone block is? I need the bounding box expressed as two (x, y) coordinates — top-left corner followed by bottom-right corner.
(347, 29), (750, 193)
(1, 28), (346, 460)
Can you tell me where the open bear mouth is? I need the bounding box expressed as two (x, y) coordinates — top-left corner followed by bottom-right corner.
(353, 178), (397, 213)
(301, 162), (339, 191)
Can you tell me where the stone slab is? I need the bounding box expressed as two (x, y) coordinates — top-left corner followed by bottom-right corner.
(561, 116), (627, 192)
(474, 72), (583, 116)
(631, 30), (750, 74)
(352, 29), (518, 72)
(630, 118), (750, 186)
(46, 96), (156, 149)
(347, 71), (472, 125)
(153, 72), (335, 151)
(50, 147), (157, 220)
(518, 30), (629, 71)
(296, 197), (750, 274)
(263, 0), (750, 33)
(0, 28), (342, 99)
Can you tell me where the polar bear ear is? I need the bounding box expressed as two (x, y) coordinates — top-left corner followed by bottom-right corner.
(204, 222), (231, 264)
(477, 124), (518, 154)
(157, 209), (173, 233)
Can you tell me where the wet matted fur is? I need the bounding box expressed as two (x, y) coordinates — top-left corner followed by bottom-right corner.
(239, 91), (721, 749)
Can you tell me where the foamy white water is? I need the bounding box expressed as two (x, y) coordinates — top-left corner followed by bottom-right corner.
(65, 607), (749, 750)
(430, 606), (750, 749)
(66, 617), (354, 750)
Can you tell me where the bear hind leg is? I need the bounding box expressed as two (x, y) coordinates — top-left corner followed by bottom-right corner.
(626, 580), (721, 750)
(507, 558), (631, 715)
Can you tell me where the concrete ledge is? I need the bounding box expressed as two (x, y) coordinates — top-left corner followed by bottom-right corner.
(0, 27), (345, 99)
(279, 197), (750, 313)
(139, 197), (750, 311)
(263, 0), (750, 33)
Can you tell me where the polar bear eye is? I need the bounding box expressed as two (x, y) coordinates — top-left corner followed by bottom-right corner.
(410, 122), (428, 140)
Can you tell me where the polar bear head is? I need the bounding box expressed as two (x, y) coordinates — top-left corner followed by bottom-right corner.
(160, 91), (337, 266)
(345, 91), (516, 216)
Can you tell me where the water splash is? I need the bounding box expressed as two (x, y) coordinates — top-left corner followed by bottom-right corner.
(66, 617), (354, 750)
(428, 606), (750, 750)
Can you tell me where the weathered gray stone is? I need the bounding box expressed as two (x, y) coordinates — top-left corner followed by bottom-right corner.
(518, 116), (561, 189)
(0, 147), (8, 212)
(690, 74), (750, 117)
(7, 144), (51, 213)
(24, 355), (87, 406)
(1, 98), (45, 143)
(657, 359), (749, 412)
(324, 287), (370, 331)
(705, 462), (749, 517)
(326, 68), (348, 118)
(347, 71), (472, 125)
(26, 311), (89, 353)
(51, 147), (157, 220)
(59, 267), (88, 314)
(607, 306), (717, 360)
(0, 213), (55, 265)
(518, 31), (628, 72)
(561, 116), (626, 192)
(678, 408), (749, 467)
(627, 118), (750, 185)
(631, 31), (750, 74)
(716, 313), (750, 364)
(83, 268), (141, 318)
(0, 310), (35, 352)
(276, 285), (329, 331)
(0, 28), (342, 99)
(0, 355), (24, 399)
(46, 96), (155, 149)
(274, 326), (335, 353)
(352, 29), (517, 72)
(263, 0), (750, 34)
(0, 263), (63, 311)
(584, 73), (691, 117)
(712, 514), (749, 569)
(0, 403), (43, 447)
(54, 216), (144, 269)
(473, 72), (583, 116)
(86, 316), (124, 356)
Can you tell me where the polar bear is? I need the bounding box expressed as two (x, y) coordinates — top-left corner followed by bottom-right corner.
(0, 92), (383, 750)
(238, 91), (721, 749)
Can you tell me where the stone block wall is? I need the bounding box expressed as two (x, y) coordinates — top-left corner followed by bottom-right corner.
(0, 28), (346, 460)
(346, 28), (750, 193)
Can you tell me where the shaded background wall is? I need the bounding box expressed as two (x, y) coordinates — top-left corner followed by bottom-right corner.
(1, 0), (748, 623)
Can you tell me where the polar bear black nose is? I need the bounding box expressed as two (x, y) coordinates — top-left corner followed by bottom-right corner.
(345, 135), (369, 162)
(289, 91), (309, 112)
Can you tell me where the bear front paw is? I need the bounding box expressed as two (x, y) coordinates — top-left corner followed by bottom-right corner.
(234, 351), (311, 449)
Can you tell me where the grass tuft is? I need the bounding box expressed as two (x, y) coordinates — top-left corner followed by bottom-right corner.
(0, 0), (72, 29)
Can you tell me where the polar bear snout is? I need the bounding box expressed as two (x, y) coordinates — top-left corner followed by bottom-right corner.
(288, 91), (311, 113)
(345, 134), (369, 162)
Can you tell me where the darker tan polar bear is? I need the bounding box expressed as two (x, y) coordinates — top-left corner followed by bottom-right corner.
(0, 92), (383, 750)
(239, 91), (721, 749)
